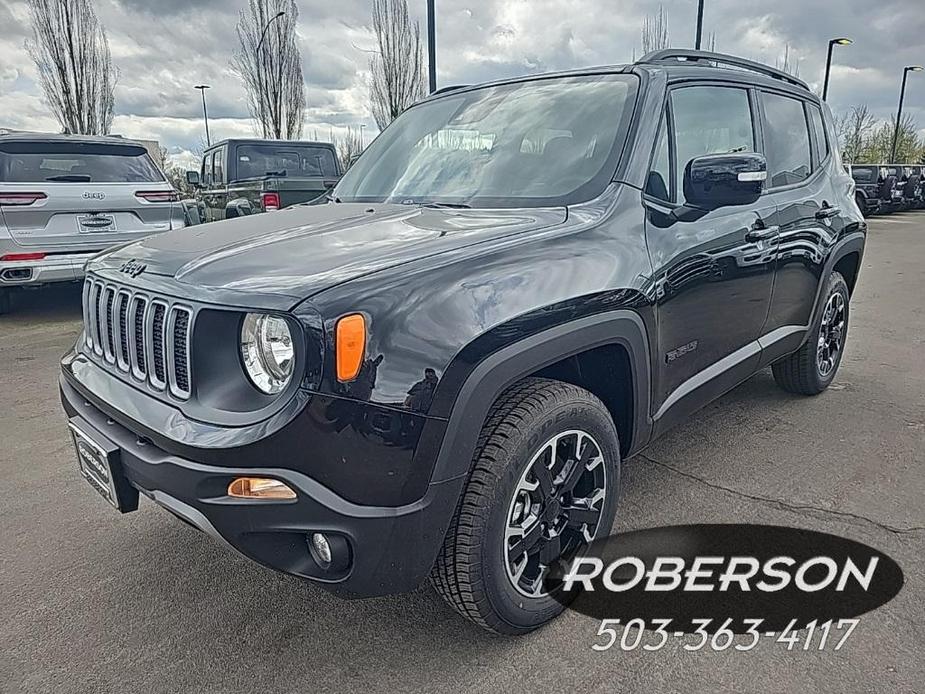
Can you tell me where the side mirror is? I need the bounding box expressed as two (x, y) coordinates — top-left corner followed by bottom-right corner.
(185, 170), (200, 186)
(684, 152), (767, 208)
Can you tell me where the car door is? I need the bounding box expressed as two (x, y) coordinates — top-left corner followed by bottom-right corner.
(757, 93), (841, 364)
(201, 150), (226, 223)
(210, 145), (228, 220)
(644, 83), (779, 432)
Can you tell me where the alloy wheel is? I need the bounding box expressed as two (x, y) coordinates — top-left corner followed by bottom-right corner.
(817, 291), (846, 378)
(503, 430), (607, 598)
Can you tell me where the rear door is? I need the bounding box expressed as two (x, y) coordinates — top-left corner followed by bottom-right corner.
(0, 139), (174, 249)
(758, 92), (839, 350)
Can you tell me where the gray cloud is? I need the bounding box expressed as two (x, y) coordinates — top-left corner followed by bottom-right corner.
(2, 0), (924, 160)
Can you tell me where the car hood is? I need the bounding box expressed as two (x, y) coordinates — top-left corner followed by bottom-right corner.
(91, 202), (568, 302)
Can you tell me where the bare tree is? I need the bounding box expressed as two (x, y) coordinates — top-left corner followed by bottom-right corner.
(26, 0), (116, 135)
(232, 0), (305, 139)
(862, 114), (922, 163)
(836, 105), (877, 164)
(334, 126), (365, 170)
(369, 0), (425, 130)
(641, 5), (670, 54)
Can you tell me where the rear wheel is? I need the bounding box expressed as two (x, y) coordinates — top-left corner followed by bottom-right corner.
(772, 271), (849, 395)
(430, 377), (620, 634)
(0, 288), (11, 315)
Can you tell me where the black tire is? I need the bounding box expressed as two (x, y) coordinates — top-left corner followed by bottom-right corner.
(854, 193), (866, 218)
(430, 377), (620, 634)
(772, 271), (849, 395)
(0, 288), (11, 315)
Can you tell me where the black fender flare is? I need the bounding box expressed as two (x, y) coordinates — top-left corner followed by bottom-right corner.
(225, 196), (255, 218)
(427, 310), (652, 484)
(802, 231), (865, 343)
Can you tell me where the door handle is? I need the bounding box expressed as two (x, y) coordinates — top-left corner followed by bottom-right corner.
(745, 224), (780, 242)
(816, 206), (841, 219)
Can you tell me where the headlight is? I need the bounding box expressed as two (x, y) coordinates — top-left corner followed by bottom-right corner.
(241, 313), (295, 394)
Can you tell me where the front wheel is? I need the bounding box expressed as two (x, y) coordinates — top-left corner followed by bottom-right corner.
(430, 377), (620, 634)
(772, 271), (849, 395)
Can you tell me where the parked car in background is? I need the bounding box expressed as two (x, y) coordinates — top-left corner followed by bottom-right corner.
(909, 164), (925, 209)
(0, 133), (184, 314)
(887, 164), (923, 210)
(849, 164), (883, 216)
(185, 139), (341, 223)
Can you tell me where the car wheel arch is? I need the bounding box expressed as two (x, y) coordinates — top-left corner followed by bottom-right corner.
(422, 309), (653, 485)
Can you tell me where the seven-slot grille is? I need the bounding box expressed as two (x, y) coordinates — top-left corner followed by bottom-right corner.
(82, 278), (193, 399)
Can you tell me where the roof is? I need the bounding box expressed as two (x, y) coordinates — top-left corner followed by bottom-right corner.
(419, 49), (813, 105)
(205, 138), (337, 150)
(0, 131), (150, 147)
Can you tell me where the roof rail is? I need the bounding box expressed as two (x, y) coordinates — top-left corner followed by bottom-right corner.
(637, 49), (810, 91)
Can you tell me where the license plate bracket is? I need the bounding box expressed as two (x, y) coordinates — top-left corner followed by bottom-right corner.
(77, 214), (116, 233)
(68, 418), (138, 513)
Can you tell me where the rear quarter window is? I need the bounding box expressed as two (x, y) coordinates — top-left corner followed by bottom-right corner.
(0, 141), (164, 183)
(851, 167), (876, 182)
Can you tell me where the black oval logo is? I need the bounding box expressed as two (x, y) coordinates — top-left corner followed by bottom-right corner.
(545, 524), (904, 633)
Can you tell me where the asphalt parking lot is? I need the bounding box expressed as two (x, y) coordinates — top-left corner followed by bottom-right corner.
(2, 214), (924, 694)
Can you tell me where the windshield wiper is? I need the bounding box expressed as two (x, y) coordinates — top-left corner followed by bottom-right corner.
(45, 174), (91, 182)
(264, 170), (287, 177)
(421, 201), (472, 209)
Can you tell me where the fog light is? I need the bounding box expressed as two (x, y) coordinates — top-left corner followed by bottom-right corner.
(227, 477), (296, 500)
(310, 532), (333, 566)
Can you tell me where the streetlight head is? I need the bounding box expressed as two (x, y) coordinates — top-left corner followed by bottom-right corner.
(908, 66), (924, 72)
(275, 11), (286, 18)
(832, 37), (852, 46)
(194, 84), (211, 90)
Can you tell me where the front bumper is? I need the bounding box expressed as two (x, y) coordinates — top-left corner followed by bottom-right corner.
(0, 252), (97, 286)
(60, 375), (464, 597)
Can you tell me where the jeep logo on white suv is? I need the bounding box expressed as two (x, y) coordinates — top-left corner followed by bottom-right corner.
(82, 192), (106, 200)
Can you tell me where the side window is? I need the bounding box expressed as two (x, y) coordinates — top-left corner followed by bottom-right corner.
(807, 104), (829, 168)
(212, 148), (225, 185)
(761, 92), (812, 187)
(645, 111), (671, 201)
(670, 86), (754, 205)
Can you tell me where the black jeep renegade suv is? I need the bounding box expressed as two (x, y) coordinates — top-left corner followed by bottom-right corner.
(60, 50), (865, 634)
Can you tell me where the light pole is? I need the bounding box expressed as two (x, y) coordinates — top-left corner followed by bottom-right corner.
(821, 37), (852, 101)
(359, 124), (367, 149)
(194, 85), (211, 146)
(891, 65), (923, 162)
(256, 10), (286, 138)
(426, 0), (436, 93)
(694, 0), (705, 51)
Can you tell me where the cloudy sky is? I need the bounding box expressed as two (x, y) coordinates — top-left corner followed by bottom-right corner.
(1, 0), (924, 168)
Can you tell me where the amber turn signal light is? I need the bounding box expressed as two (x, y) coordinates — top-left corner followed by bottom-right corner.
(227, 477), (296, 500)
(336, 313), (366, 382)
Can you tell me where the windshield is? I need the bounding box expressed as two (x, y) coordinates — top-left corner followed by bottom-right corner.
(0, 141), (164, 183)
(851, 166), (877, 182)
(335, 74), (638, 208)
(235, 144), (338, 179)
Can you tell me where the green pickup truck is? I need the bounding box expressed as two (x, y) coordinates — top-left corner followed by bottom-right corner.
(184, 139), (341, 223)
